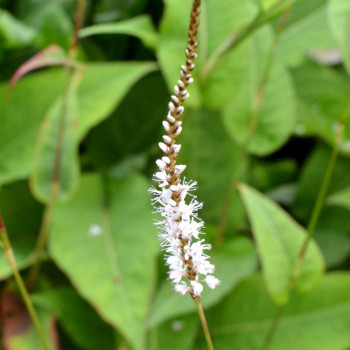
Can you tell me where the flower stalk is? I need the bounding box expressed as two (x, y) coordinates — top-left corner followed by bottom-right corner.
(149, 0), (217, 348)
(0, 214), (50, 350)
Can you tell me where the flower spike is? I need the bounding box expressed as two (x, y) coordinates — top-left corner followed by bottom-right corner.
(149, 0), (219, 298)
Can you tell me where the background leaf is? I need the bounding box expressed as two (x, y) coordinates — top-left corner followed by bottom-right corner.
(222, 29), (296, 156)
(277, 0), (335, 66)
(0, 181), (43, 280)
(198, 273), (350, 350)
(0, 62), (156, 186)
(32, 288), (115, 350)
(49, 174), (158, 350)
(0, 293), (59, 350)
(329, 0), (350, 75)
(80, 15), (158, 49)
(239, 184), (324, 304)
(148, 314), (199, 350)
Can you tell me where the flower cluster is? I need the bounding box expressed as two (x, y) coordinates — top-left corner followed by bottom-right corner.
(149, 0), (219, 298)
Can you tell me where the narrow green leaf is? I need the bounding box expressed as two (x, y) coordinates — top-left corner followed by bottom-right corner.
(329, 0), (350, 75)
(80, 15), (158, 49)
(238, 184), (324, 305)
(201, 273), (350, 350)
(49, 174), (158, 350)
(149, 238), (257, 327)
(30, 77), (80, 203)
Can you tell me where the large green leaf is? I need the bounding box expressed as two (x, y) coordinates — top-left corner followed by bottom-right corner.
(32, 287), (115, 350)
(291, 62), (350, 150)
(49, 174), (158, 350)
(0, 181), (43, 280)
(239, 184), (324, 305)
(277, 0), (335, 66)
(157, 0), (257, 107)
(329, 0), (350, 75)
(149, 237), (257, 327)
(177, 108), (243, 228)
(85, 72), (169, 169)
(223, 27), (296, 156)
(198, 273), (350, 350)
(148, 314), (199, 350)
(0, 62), (156, 186)
(80, 15), (158, 49)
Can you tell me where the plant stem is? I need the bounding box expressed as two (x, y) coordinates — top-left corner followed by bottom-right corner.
(27, 197), (56, 291)
(260, 306), (285, 350)
(194, 297), (215, 350)
(0, 214), (50, 350)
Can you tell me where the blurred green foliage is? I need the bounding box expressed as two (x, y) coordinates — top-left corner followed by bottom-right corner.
(0, 0), (350, 349)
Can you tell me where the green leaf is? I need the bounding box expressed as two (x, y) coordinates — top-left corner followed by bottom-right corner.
(328, 186), (350, 210)
(202, 273), (350, 350)
(0, 62), (157, 186)
(238, 184), (324, 305)
(1, 293), (58, 350)
(249, 158), (297, 192)
(291, 62), (350, 151)
(76, 62), (157, 139)
(292, 145), (350, 221)
(85, 72), (169, 169)
(178, 108), (243, 228)
(223, 28), (296, 156)
(0, 70), (66, 185)
(0, 181), (43, 280)
(149, 314), (199, 350)
(49, 174), (158, 350)
(0, 10), (36, 48)
(30, 76), (80, 203)
(149, 237), (257, 327)
(80, 15), (158, 49)
(329, 0), (350, 75)
(32, 1), (72, 50)
(157, 0), (257, 107)
(313, 206), (350, 268)
(277, 0), (335, 66)
(32, 287), (115, 350)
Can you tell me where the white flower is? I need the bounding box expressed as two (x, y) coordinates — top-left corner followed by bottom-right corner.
(174, 283), (189, 295)
(191, 280), (203, 296)
(205, 276), (220, 289)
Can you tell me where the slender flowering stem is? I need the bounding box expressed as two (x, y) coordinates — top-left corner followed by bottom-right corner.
(194, 297), (215, 350)
(149, 0), (217, 348)
(0, 214), (50, 350)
